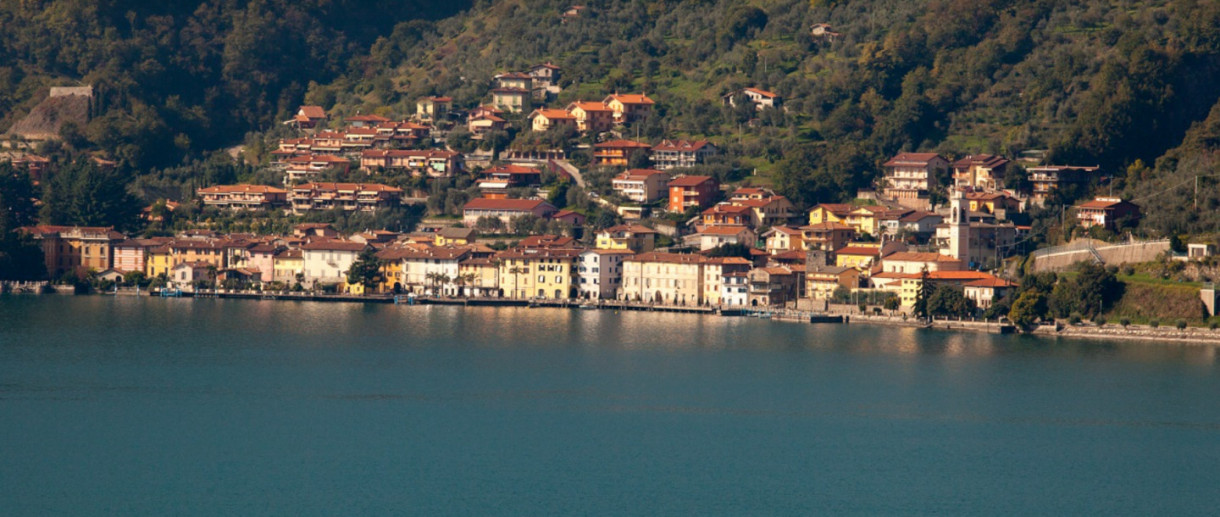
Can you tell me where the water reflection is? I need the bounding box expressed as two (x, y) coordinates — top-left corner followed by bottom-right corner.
(0, 296), (1217, 368)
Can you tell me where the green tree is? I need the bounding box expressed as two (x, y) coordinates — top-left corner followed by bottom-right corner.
(912, 268), (932, 319)
(0, 162), (46, 280)
(346, 248), (383, 291)
(40, 158), (140, 231)
(926, 284), (976, 318)
(1008, 290), (1048, 328)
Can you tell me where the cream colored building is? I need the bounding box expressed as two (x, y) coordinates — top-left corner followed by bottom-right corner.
(621, 252), (707, 305)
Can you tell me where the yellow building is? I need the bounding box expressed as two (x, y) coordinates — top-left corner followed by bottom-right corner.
(844, 206), (889, 236)
(805, 265), (859, 299)
(899, 270), (998, 307)
(834, 244), (882, 271)
(146, 245), (174, 279)
(458, 257), (500, 296)
(595, 224), (657, 253)
(808, 203), (853, 225)
(169, 239), (227, 270)
(496, 248), (580, 299)
(621, 252), (707, 305)
(371, 249), (406, 293)
(435, 227), (476, 247)
(272, 249), (304, 284)
(28, 225), (124, 278)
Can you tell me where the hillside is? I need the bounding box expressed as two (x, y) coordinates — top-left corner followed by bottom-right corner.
(0, 0), (471, 169)
(4, 0), (1220, 239)
(288, 0), (1220, 233)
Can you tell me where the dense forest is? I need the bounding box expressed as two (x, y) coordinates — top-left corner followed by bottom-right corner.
(4, 0), (1220, 236)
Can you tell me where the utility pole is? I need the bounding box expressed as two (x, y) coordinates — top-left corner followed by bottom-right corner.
(1195, 175), (1199, 210)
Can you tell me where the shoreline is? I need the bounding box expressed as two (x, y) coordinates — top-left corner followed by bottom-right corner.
(10, 288), (1220, 346)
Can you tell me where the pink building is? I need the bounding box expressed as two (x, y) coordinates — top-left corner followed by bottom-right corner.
(112, 238), (169, 273)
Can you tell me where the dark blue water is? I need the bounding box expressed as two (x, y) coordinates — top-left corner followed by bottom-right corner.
(2, 296), (1219, 515)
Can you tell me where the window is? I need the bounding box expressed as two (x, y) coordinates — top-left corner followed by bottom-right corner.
(538, 275), (545, 283)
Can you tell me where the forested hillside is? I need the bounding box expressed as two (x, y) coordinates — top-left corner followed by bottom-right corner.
(0, 0), (470, 170)
(4, 0), (1220, 235)
(297, 0), (1220, 233)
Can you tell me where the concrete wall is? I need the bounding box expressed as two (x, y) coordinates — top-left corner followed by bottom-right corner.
(1032, 239), (1170, 273)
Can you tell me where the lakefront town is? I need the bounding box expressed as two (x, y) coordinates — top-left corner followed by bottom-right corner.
(8, 3), (1220, 515)
(3, 5), (1220, 344)
(5, 80), (1219, 343)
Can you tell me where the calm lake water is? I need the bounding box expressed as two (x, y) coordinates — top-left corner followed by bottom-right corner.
(2, 295), (1219, 515)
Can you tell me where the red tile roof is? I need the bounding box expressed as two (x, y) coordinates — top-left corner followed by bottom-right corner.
(883, 252), (961, 263)
(568, 101), (612, 112)
(463, 198), (555, 212)
(884, 152), (946, 167)
(198, 184), (287, 194)
(605, 93), (655, 105)
(964, 277), (1018, 288)
(667, 175), (715, 187)
(292, 182), (402, 193)
(835, 246), (881, 256)
(743, 87), (779, 98)
(653, 139), (713, 152)
(530, 108), (576, 120)
(594, 139), (652, 149)
(627, 252), (707, 264)
(953, 154), (1010, 169)
(298, 105), (326, 119)
(300, 240), (370, 252)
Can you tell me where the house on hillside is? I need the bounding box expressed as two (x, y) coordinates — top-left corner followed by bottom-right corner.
(1027, 165), (1100, 206)
(462, 198), (557, 226)
(952, 154), (1010, 191)
(529, 109), (576, 132)
(722, 87), (782, 110)
(289, 183), (402, 214)
(651, 139), (719, 170)
(1074, 197), (1141, 231)
(291, 105), (327, 129)
(415, 96), (453, 122)
(593, 140), (651, 167)
(667, 175), (719, 213)
(881, 152), (950, 210)
(491, 88), (530, 113)
(810, 23), (842, 42)
(603, 93), (655, 124)
(197, 185), (288, 211)
(612, 169), (669, 203)
(566, 101), (615, 134)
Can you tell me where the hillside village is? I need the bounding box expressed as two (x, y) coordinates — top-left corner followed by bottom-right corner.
(8, 75), (1203, 324)
(5, 1), (1220, 330)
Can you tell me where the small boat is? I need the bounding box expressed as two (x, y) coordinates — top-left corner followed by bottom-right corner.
(579, 303), (598, 310)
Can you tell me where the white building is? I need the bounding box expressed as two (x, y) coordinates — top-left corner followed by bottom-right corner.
(686, 226), (755, 251)
(576, 249), (633, 300)
(721, 271), (749, 307)
(395, 246), (472, 295)
(611, 169), (669, 203)
(301, 240), (370, 287)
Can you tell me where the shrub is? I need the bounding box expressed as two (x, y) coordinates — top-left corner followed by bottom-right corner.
(1150, 320), (1160, 328)
(1120, 318), (1131, 327)
(1094, 317), (1107, 326)
(1210, 321), (1218, 330)
(1176, 319), (1187, 330)
(1121, 265), (1135, 276)
(1069, 312), (1082, 325)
